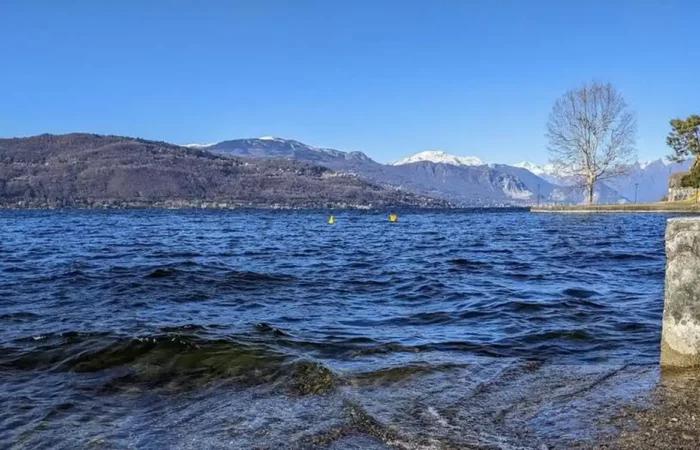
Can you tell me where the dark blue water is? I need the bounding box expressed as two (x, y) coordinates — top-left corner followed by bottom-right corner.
(0, 210), (672, 449)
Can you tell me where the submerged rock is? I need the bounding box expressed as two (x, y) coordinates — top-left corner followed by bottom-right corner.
(291, 360), (337, 396)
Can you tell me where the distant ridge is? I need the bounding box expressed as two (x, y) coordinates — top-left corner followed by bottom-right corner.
(0, 133), (447, 209)
(5, 132), (683, 207)
(202, 137), (628, 205)
(514, 159), (693, 203)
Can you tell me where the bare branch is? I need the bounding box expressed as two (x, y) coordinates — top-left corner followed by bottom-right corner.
(545, 81), (637, 204)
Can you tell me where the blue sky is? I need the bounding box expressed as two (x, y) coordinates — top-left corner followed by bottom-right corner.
(1, 1), (698, 164)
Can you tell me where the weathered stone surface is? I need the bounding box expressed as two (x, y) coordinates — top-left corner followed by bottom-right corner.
(661, 217), (700, 367)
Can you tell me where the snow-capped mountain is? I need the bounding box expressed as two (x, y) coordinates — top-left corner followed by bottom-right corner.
(640, 158), (675, 169)
(200, 139), (531, 205)
(184, 136), (289, 149)
(205, 137), (374, 164)
(183, 142), (217, 148)
(513, 161), (556, 176)
(392, 151), (485, 167)
(190, 137), (636, 205)
(513, 161), (561, 184)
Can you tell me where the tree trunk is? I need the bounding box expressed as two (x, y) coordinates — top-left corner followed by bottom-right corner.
(586, 179), (595, 205)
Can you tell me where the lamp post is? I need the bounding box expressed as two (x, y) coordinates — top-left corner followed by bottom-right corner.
(634, 183), (639, 204)
(536, 184), (540, 207)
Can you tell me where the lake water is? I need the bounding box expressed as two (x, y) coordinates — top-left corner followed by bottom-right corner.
(0, 210), (674, 449)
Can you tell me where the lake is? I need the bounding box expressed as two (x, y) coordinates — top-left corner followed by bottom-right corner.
(0, 210), (674, 449)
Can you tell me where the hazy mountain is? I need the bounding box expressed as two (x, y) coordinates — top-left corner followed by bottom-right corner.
(204, 137), (627, 205)
(361, 161), (533, 205)
(516, 159), (693, 203)
(606, 159), (693, 202)
(0, 134), (447, 209)
(495, 164), (627, 204)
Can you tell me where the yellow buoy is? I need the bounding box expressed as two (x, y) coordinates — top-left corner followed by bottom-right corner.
(389, 213), (398, 223)
(328, 215), (336, 224)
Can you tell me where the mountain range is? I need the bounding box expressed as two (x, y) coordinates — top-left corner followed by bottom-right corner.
(513, 159), (693, 203)
(0, 134), (445, 209)
(202, 137), (687, 206)
(606, 158), (693, 203)
(0, 133), (688, 209)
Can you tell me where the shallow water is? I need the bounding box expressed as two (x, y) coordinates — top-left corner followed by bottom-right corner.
(0, 210), (675, 448)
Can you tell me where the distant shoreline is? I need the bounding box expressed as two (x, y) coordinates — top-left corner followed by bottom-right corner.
(532, 203), (700, 214)
(0, 203), (418, 211)
(0, 203), (534, 212)
(6, 203), (699, 213)
(15, 202), (700, 213)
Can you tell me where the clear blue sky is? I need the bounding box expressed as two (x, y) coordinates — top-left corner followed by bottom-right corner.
(1, 1), (697, 164)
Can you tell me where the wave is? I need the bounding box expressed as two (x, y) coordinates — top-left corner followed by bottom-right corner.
(607, 252), (659, 261)
(0, 327), (340, 395)
(0, 311), (40, 321)
(145, 267), (177, 278)
(562, 288), (599, 299)
(143, 265), (295, 283)
(450, 258), (492, 270)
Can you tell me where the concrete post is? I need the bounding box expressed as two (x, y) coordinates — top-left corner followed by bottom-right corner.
(661, 217), (700, 368)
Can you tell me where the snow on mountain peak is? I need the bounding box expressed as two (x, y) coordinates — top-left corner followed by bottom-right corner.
(640, 158), (681, 169)
(513, 161), (558, 176)
(259, 136), (285, 142)
(513, 161), (544, 174)
(183, 142), (217, 148)
(392, 151), (485, 167)
(640, 159), (658, 170)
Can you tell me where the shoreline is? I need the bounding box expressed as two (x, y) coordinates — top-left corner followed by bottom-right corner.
(0, 204), (530, 212)
(4, 202), (700, 215)
(532, 203), (700, 214)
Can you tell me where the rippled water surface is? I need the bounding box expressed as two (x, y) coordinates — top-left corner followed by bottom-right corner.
(0, 210), (673, 449)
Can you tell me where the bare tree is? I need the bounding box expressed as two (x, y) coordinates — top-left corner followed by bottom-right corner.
(546, 82), (637, 204)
